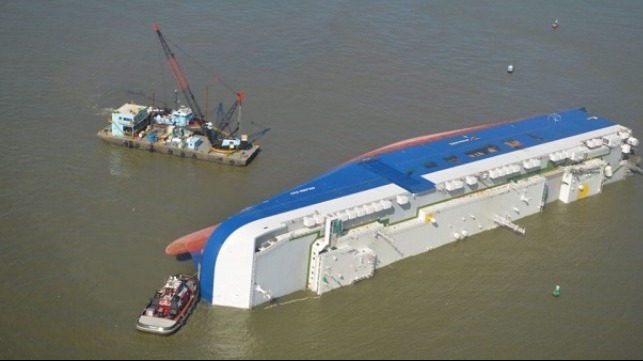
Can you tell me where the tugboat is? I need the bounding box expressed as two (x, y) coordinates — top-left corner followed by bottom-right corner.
(136, 274), (199, 335)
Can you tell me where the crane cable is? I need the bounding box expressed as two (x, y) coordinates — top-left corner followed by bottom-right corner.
(163, 36), (240, 97)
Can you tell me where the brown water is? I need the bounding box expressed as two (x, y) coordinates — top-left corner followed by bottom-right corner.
(1, 1), (643, 359)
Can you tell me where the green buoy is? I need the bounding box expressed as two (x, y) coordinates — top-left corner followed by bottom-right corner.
(552, 285), (560, 297)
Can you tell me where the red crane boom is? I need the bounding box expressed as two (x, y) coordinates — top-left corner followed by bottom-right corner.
(153, 23), (205, 122)
(153, 24), (254, 143)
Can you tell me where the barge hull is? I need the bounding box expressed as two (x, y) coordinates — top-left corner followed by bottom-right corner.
(97, 126), (260, 167)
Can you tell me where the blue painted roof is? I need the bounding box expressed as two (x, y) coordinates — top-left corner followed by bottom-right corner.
(200, 107), (617, 302)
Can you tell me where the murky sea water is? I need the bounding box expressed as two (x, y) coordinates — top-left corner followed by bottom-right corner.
(1, 1), (642, 358)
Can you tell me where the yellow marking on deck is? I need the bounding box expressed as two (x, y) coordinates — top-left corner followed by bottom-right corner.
(579, 183), (590, 199)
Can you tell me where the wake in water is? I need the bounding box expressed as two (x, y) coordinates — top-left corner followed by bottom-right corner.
(94, 106), (114, 117)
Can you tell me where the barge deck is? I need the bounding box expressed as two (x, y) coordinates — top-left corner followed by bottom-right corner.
(97, 124), (260, 167)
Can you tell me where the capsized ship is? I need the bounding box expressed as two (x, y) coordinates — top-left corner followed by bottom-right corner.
(169, 108), (639, 309)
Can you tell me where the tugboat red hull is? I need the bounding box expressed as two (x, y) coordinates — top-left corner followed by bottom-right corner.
(136, 274), (199, 335)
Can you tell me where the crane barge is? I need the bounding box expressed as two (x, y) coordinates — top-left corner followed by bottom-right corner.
(97, 24), (261, 166)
